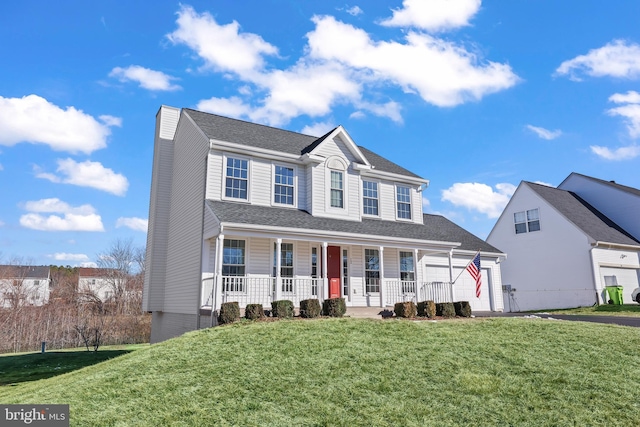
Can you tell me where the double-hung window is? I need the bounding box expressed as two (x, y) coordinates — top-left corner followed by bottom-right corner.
(222, 239), (245, 292)
(400, 251), (415, 293)
(274, 242), (294, 292)
(225, 157), (248, 200)
(514, 208), (540, 234)
(396, 185), (412, 219)
(330, 171), (344, 208)
(365, 248), (380, 293)
(274, 166), (294, 205)
(362, 181), (379, 216)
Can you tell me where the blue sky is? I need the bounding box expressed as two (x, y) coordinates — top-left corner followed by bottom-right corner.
(2, 0), (640, 266)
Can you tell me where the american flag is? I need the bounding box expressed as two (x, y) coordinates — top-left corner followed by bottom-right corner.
(466, 252), (482, 298)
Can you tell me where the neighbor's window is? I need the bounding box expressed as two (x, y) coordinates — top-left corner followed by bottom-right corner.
(330, 171), (344, 208)
(362, 180), (379, 216)
(225, 157), (248, 200)
(514, 208), (540, 234)
(365, 248), (380, 293)
(396, 185), (412, 219)
(222, 239), (245, 292)
(274, 165), (294, 205)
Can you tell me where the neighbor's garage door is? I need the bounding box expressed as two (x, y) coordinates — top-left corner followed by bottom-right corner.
(600, 267), (640, 304)
(424, 265), (492, 311)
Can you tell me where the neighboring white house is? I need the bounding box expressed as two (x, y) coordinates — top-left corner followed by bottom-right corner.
(0, 265), (51, 308)
(487, 180), (640, 312)
(78, 267), (116, 303)
(144, 106), (505, 342)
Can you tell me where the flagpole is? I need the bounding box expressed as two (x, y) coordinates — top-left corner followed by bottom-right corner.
(451, 250), (481, 284)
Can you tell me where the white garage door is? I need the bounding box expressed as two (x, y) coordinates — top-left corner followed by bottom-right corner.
(600, 267), (640, 304)
(424, 265), (492, 311)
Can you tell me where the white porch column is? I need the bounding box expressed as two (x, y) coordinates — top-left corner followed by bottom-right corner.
(379, 246), (385, 307)
(275, 238), (282, 301)
(214, 234), (224, 313)
(448, 249), (454, 302)
(413, 248), (420, 303)
(322, 242), (328, 301)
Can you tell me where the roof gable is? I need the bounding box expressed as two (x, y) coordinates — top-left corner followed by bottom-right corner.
(560, 172), (640, 198)
(525, 182), (640, 246)
(302, 126), (370, 166)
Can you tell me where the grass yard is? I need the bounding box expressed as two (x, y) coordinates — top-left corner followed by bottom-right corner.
(2, 318), (640, 426)
(547, 304), (640, 317)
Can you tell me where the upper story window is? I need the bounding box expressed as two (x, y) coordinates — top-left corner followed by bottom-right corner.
(362, 180), (379, 216)
(396, 185), (412, 220)
(514, 208), (540, 234)
(274, 165), (294, 205)
(225, 157), (248, 200)
(330, 171), (344, 208)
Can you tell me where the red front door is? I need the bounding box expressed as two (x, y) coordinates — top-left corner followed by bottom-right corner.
(327, 246), (341, 298)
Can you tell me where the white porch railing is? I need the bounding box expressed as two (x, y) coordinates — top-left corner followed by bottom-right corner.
(385, 280), (417, 305)
(420, 281), (453, 303)
(201, 276), (322, 309)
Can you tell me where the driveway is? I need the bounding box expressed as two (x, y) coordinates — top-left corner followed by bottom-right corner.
(476, 311), (640, 328)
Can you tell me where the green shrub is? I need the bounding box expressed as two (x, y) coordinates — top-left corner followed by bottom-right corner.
(245, 304), (265, 320)
(454, 301), (472, 318)
(219, 302), (240, 324)
(394, 301), (417, 318)
(271, 300), (294, 318)
(436, 302), (456, 318)
(300, 299), (321, 318)
(417, 301), (436, 318)
(322, 298), (346, 317)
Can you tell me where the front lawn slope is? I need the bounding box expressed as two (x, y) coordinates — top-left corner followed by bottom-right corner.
(2, 318), (640, 426)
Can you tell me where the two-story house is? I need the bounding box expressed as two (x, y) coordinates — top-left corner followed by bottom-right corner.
(144, 106), (505, 342)
(0, 265), (51, 308)
(487, 178), (640, 312)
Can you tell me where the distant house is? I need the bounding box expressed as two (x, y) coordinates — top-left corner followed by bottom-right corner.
(144, 106), (505, 342)
(78, 268), (116, 303)
(0, 265), (51, 308)
(487, 177), (640, 312)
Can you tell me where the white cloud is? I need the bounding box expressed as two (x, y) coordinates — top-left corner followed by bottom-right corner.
(35, 158), (129, 196)
(609, 90), (640, 104)
(167, 5), (278, 77)
(307, 15), (519, 107)
(116, 217), (148, 232)
(526, 125), (562, 140)
(346, 6), (363, 16)
(422, 195), (431, 212)
(590, 145), (640, 161)
(49, 253), (90, 262)
(441, 182), (516, 218)
(0, 95), (120, 154)
(196, 96), (254, 120)
(80, 262), (98, 268)
(109, 65), (181, 91)
(349, 111), (366, 120)
(20, 198), (104, 232)
(170, 7), (517, 127)
(556, 40), (640, 80)
(380, 0), (481, 32)
(301, 121), (336, 137)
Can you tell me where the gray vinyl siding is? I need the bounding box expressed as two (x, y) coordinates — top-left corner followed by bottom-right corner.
(206, 151), (223, 200)
(384, 247), (400, 278)
(143, 107), (178, 312)
(164, 115), (209, 316)
(247, 237), (270, 276)
(412, 189), (423, 224)
(150, 311), (197, 343)
(251, 158), (271, 206)
(305, 165), (313, 212)
(379, 180), (396, 221)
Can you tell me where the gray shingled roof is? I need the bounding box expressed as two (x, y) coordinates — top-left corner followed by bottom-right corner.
(526, 182), (640, 246)
(207, 200), (501, 253)
(0, 265), (50, 279)
(567, 172), (640, 198)
(185, 109), (422, 179)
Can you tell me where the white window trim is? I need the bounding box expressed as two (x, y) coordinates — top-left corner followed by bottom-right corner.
(514, 208), (541, 234)
(395, 184), (413, 222)
(398, 251), (415, 282)
(325, 156), (349, 214)
(222, 152), (251, 203)
(362, 178), (381, 218)
(363, 247), (381, 294)
(271, 162), (298, 208)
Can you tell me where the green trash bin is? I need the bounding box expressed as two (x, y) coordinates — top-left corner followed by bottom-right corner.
(605, 286), (624, 305)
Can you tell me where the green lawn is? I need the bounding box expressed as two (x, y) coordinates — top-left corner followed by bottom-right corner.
(2, 318), (640, 426)
(546, 303), (640, 316)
